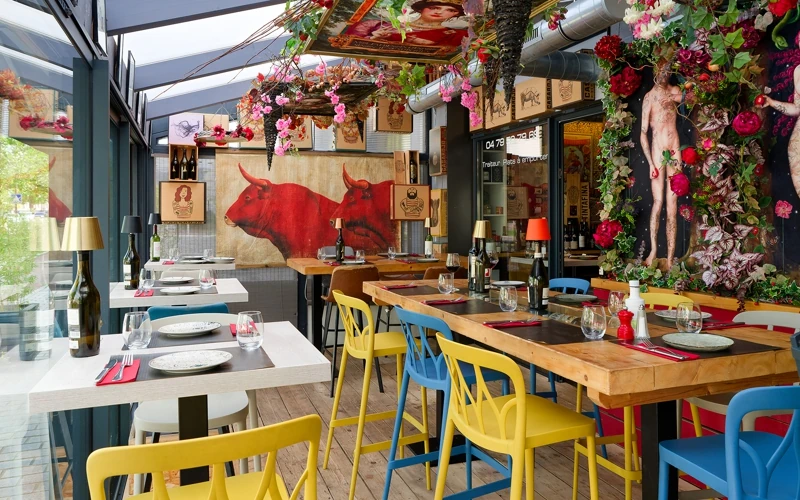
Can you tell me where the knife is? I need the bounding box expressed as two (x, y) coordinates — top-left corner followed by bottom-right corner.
(640, 345), (688, 361)
(95, 356), (119, 382)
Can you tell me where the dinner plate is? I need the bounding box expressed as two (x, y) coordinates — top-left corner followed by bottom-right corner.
(662, 333), (734, 352)
(342, 260), (367, 265)
(159, 286), (201, 295)
(493, 280), (525, 287)
(416, 258), (439, 262)
(159, 321), (221, 337)
(159, 276), (194, 284)
(556, 294), (597, 303)
(180, 255), (204, 260)
(178, 259), (208, 264)
(206, 257), (235, 263)
(655, 310), (712, 320)
(378, 252), (409, 257)
(149, 350), (232, 374)
(53, 280), (73, 287)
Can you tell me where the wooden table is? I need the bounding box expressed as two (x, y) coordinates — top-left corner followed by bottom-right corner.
(26, 321), (329, 496)
(109, 278), (249, 308)
(287, 256), (456, 348)
(144, 259), (236, 271)
(363, 279), (798, 500)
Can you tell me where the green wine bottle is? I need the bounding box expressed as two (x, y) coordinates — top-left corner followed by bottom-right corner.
(67, 252), (101, 358)
(123, 234), (140, 290)
(150, 224), (161, 262)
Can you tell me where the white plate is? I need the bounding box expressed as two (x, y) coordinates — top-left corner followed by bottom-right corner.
(662, 333), (734, 352)
(207, 257), (234, 263)
(159, 321), (221, 337)
(53, 280), (73, 287)
(556, 294), (597, 303)
(180, 255), (204, 260)
(178, 259), (208, 264)
(342, 260), (367, 265)
(493, 280), (525, 287)
(159, 276), (194, 284)
(149, 350), (233, 374)
(159, 286), (201, 295)
(416, 258), (439, 262)
(655, 310), (712, 320)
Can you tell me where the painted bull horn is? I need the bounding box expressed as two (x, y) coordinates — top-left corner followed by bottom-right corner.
(239, 163), (269, 188)
(342, 164), (370, 190)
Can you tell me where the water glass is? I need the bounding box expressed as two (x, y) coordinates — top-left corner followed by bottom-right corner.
(388, 246), (396, 260)
(237, 311), (264, 351)
(608, 291), (625, 328)
(317, 248), (325, 260)
(199, 269), (215, 290)
(122, 311), (152, 349)
(499, 286), (518, 312)
(581, 305), (607, 340)
(676, 302), (703, 334)
(438, 272), (455, 294)
(355, 249), (366, 262)
(139, 269), (155, 290)
(203, 249), (214, 259)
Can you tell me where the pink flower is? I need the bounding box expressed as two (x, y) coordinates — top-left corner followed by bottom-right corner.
(702, 137), (715, 150)
(469, 111), (482, 127)
(461, 91), (478, 111)
(293, 56), (301, 63)
(211, 125), (226, 140)
(375, 73), (385, 88)
(776, 200), (793, 219)
(461, 80), (472, 92)
(275, 95), (290, 106)
(669, 172), (690, 196)
(278, 129), (290, 138)
(295, 91), (304, 102)
(679, 204), (694, 221)
(261, 94), (271, 103)
(315, 61), (327, 76)
(732, 110), (762, 136)
(439, 83), (454, 103)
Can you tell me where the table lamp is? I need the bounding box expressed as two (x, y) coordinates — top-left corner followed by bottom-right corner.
(121, 216), (143, 290)
(61, 217), (104, 358)
(472, 220), (492, 240)
(148, 213), (162, 262)
(526, 218), (551, 257)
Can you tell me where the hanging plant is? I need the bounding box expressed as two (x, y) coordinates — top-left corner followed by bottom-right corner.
(494, 0), (535, 106)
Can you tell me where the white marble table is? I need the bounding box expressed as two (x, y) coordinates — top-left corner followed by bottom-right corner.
(108, 278), (248, 308)
(144, 259), (236, 271)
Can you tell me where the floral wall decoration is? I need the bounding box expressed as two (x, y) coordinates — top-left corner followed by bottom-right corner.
(595, 0), (800, 307)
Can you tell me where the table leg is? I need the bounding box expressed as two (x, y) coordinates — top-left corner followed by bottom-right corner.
(296, 272), (307, 338)
(406, 387), (466, 465)
(311, 276), (324, 350)
(641, 401), (678, 500)
(247, 390), (262, 472)
(178, 395), (209, 485)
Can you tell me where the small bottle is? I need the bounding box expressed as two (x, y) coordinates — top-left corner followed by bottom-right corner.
(528, 252), (548, 311)
(170, 150), (180, 179)
(474, 238), (487, 293)
(188, 149), (197, 180)
(122, 234), (140, 290)
(180, 149), (189, 180)
(569, 222), (578, 250)
(150, 224), (161, 262)
(409, 156), (418, 184)
(424, 223), (433, 258)
(625, 281), (649, 339)
(335, 228), (345, 262)
(578, 220), (586, 249)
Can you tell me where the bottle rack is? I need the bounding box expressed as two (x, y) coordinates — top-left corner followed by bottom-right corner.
(168, 144), (199, 181)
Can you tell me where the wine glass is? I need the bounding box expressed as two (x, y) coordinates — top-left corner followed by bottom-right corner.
(676, 302), (703, 334)
(438, 273), (455, 294)
(486, 248), (500, 284)
(199, 269), (215, 290)
(237, 311), (264, 351)
(355, 249), (366, 263)
(446, 253), (460, 273)
(607, 291), (625, 329)
(581, 305), (607, 340)
(317, 248), (325, 261)
(203, 248), (213, 259)
(388, 246), (396, 260)
(139, 269), (155, 291)
(122, 311), (152, 349)
(499, 286), (518, 312)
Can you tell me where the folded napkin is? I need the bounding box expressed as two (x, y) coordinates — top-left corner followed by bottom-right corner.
(162, 260), (175, 265)
(230, 322), (257, 336)
(423, 298), (467, 305)
(703, 321), (745, 330)
(484, 320), (542, 329)
(325, 262), (341, 267)
(382, 284), (418, 290)
(134, 289), (154, 297)
(619, 342), (700, 361)
(396, 259), (416, 264)
(344, 255), (355, 259)
(97, 360), (141, 385)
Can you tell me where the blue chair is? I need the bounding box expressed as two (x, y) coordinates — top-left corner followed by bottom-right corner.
(384, 307), (511, 500)
(147, 302), (229, 321)
(659, 386), (800, 499)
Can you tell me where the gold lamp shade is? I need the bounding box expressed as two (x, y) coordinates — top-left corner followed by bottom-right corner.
(472, 220), (492, 239)
(424, 217), (431, 228)
(334, 218), (343, 229)
(30, 217), (61, 252)
(61, 217), (105, 251)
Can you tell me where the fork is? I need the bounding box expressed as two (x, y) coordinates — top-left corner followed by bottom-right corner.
(112, 354), (133, 381)
(639, 338), (688, 360)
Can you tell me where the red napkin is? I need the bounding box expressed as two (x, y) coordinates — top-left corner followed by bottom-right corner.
(96, 360), (140, 385)
(134, 289), (154, 297)
(344, 255), (355, 259)
(423, 298), (467, 305)
(396, 259), (415, 264)
(484, 321), (542, 329)
(619, 342), (700, 361)
(229, 324), (237, 336)
(382, 284), (418, 290)
(703, 321), (745, 330)
(162, 261), (175, 265)
(325, 262), (341, 267)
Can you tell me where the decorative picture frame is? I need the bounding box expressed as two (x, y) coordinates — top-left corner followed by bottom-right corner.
(431, 189), (448, 236)
(169, 112), (203, 146)
(159, 181), (206, 224)
(115, 34), (126, 90)
(373, 97), (413, 133)
(126, 51), (136, 109)
(390, 184), (430, 221)
(428, 126), (447, 176)
(334, 113), (366, 151)
(514, 78), (551, 119)
(484, 88), (513, 129)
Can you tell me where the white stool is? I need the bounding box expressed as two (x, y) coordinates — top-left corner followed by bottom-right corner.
(132, 391), (249, 494)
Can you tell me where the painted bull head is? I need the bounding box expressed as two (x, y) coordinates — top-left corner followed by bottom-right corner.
(330, 165), (396, 249)
(224, 164), (339, 259)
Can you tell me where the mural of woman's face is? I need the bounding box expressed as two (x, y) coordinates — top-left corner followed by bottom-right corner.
(180, 187), (188, 199)
(419, 5), (461, 23)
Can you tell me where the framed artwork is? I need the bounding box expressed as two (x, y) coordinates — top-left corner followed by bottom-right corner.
(484, 88), (513, 129)
(159, 181), (206, 224)
(202, 113), (230, 149)
(373, 98), (412, 133)
(431, 189), (448, 236)
(551, 80), (596, 108)
(334, 113), (366, 151)
(290, 115), (314, 150)
(139, 93), (147, 130)
(126, 51), (136, 109)
(505, 186), (529, 219)
(133, 92), (140, 128)
(428, 126), (447, 176)
(168, 112), (203, 146)
(115, 34), (126, 89)
(390, 184), (430, 221)
(94, 0), (107, 53)
(469, 86), (484, 132)
(515, 78), (550, 119)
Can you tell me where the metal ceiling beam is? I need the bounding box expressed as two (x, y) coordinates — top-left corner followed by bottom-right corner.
(134, 36), (289, 91)
(146, 80), (252, 120)
(0, 21), (78, 69)
(0, 50), (72, 94)
(106, 0), (285, 35)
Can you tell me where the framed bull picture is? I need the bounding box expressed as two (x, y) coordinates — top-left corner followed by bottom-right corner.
(428, 126), (447, 176)
(515, 78), (550, 119)
(373, 98), (413, 133)
(159, 181), (206, 224)
(390, 184), (430, 221)
(335, 112), (366, 151)
(484, 88), (513, 129)
(430, 189), (447, 236)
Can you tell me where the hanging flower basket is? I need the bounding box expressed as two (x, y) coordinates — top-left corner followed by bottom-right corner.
(19, 115), (73, 139)
(193, 124), (254, 146)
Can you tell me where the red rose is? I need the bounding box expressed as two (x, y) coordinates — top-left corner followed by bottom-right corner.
(595, 35), (623, 63)
(477, 48), (492, 63)
(769, 0), (797, 17)
(754, 163), (764, 176)
(732, 110), (762, 136)
(593, 220), (623, 249)
(608, 67), (642, 97)
(299, 33), (308, 41)
(243, 127), (255, 141)
(670, 172), (690, 197)
(593, 233), (614, 249)
(681, 147), (700, 165)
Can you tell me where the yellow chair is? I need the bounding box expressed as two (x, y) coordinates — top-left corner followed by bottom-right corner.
(435, 334), (599, 500)
(86, 414), (321, 500)
(641, 292), (687, 310)
(325, 290), (428, 500)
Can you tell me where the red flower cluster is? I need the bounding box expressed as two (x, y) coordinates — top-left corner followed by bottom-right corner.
(231, 125), (255, 141)
(732, 110), (762, 136)
(681, 147), (700, 165)
(670, 172), (690, 197)
(720, 22), (761, 49)
(19, 115), (38, 130)
(595, 35), (623, 63)
(609, 67), (642, 97)
(679, 204), (695, 221)
(676, 49), (710, 76)
(311, 0), (333, 8)
(593, 220), (623, 249)
(769, 0), (797, 17)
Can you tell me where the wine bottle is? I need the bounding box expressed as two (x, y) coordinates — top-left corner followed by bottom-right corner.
(335, 227), (345, 262)
(483, 167), (490, 182)
(468, 238), (478, 291)
(563, 225), (570, 253)
(150, 224), (161, 262)
(188, 149), (197, 180)
(475, 238), (488, 293)
(578, 220), (586, 249)
(527, 252), (548, 311)
(425, 228), (433, 258)
(122, 233), (140, 290)
(569, 221), (578, 250)
(170, 150), (180, 179)
(67, 252), (101, 358)
(180, 148), (189, 180)
(409, 156), (418, 184)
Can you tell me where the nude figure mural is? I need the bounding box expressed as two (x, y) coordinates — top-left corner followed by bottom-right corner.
(640, 62), (684, 267)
